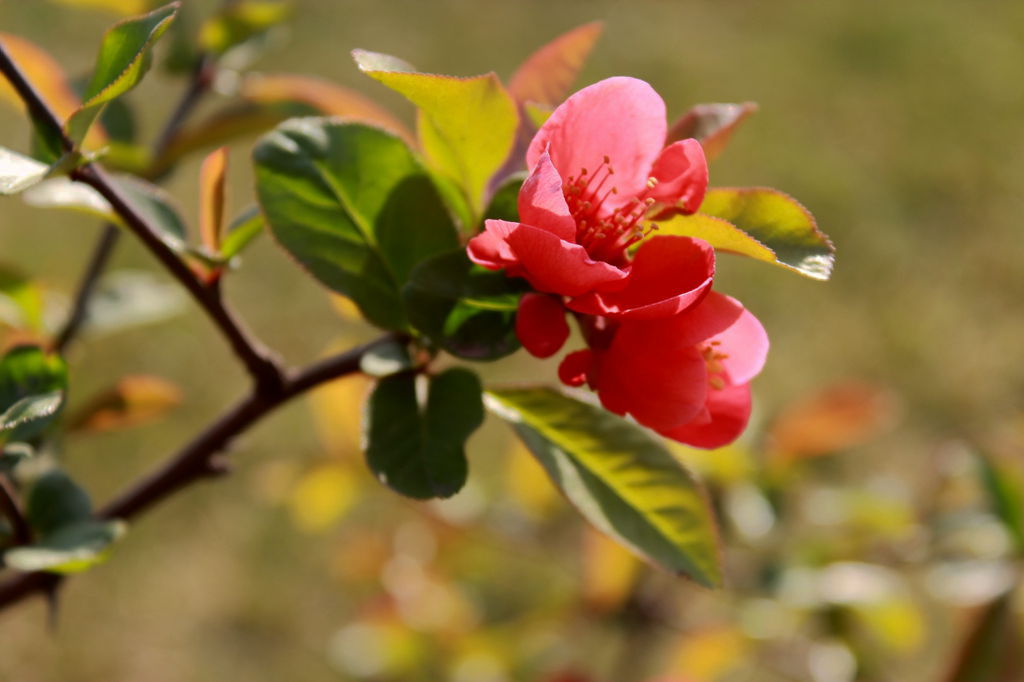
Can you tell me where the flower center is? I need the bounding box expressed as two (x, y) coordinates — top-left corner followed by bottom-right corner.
(702, 341), (729, 390)
(564, 156), (658, 264)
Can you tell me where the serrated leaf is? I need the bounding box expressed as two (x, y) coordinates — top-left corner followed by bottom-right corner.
(486, 387), (722, 586)
(0, 392), (64, 444)
(65, 2), (180, 145)
(253, 118), (459, 330)
(508, 22), (603, 109)
(23, 174), (188, 251)
(354, 49), (518, 217)
(660, 187), (834, 280)
(0, 32), (109, 151)
(365, 369), (483, 499)
(402, 249), (524, 360)
(0, 147), (50, 195)
(666, 102), (758, 161)
(4, 520), (125, 573)
(0, 347), (68, 443)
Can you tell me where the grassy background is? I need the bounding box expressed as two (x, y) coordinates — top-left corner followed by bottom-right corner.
(1, 0), (1023, 680)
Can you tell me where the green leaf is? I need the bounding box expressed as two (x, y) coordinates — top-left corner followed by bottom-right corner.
(353, 49), (519, 218)
(0, 442), (34, 473)
(0, 392), (64, 444)
(402, 250), (524, 360)
(25, 469), (93, 537)
(0, 346), (68, 432)
(486, 388), (722, 586)
(359, 338), (413, 378)
(4, 520), (125, 573)
(978, 455), (1024, 556)
(0, 146), (49, 194)
(253, 118), (459, 330)
(365, 368), (483, 499)
(199, 0), (291, 56)
(219, 205), (264, 261)
(482, 172), (524, 224)
(22, 174), (188, 251)
(665, 187), (835, 281)
(0, 265), (44, 331)
(65, 2), (180, 145)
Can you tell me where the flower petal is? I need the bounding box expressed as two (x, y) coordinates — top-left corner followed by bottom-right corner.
(467, 219), (519, 270)
(596, 319), (708, 431)
(558, 349), (594, 387)
(668, 291), (747, 347)
(516, 293), (569, 358)
(518, 152), (576, 241)
(526, 77), (667, 201)
(567, 236), (714, 320)
(711, 301), (769, 385)
(506, 223), (627, 296)
(646, 139), (708, 213)
(659, 382), (752, 448)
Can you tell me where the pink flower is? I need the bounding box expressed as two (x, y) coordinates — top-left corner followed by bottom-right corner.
(469, 77), (711, 318)
(560, 293), (770, 448)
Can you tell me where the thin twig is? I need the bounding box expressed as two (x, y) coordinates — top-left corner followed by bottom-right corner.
(0, 475), (32, 547)
(54, 51), (214, 353)
(52, 224), (120, 353)
(0, 333), (400, 610)
(0, 41), (284, 391)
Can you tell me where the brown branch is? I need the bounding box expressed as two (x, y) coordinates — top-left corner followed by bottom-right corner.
(54, 53), (216, 354)
(0, 333), (401, 611)
(52, 224), (120, 353)
(0, 41), (283, 392)
(0, 475), (32, 547)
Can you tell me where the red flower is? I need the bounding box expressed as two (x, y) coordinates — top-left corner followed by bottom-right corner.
(470, 77), (769, 449)
(469, 77), (712, 317)
(561, 293), (769, 448)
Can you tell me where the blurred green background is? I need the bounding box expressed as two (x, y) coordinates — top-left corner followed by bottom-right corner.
(1, 0), (1023, 680)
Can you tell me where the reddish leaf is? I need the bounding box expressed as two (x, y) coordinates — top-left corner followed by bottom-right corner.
(508, 21), (603, 108)
(0, 33), (108, 149)
(198, 146), (228, 254)
(768, 381), (899, 460)
(240, 73), (414, 144)
(68, 375), (182, 433)
(666, 102), (757, 161)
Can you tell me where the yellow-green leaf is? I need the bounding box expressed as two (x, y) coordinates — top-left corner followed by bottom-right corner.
(353, 49), (518, 218)
(65, 2), (180, 145)
(486, 387), (722, 586)
(667, 187), (835, 280)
